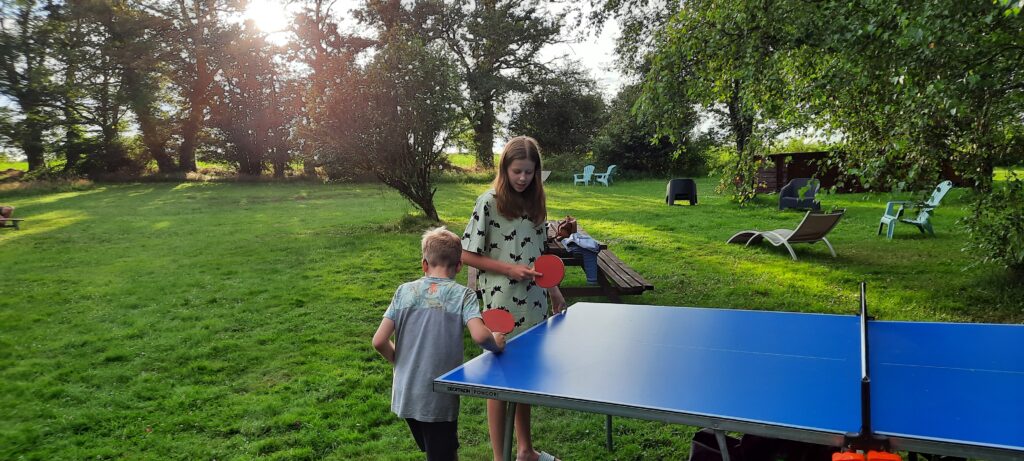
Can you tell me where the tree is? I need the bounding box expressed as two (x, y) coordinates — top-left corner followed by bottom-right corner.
(638, 0), (798, 201)
(37, 0), (177, 176)
(109, 0), (177, 174)
(791, 0), (1024, 192)
(312, 2), (461, 221)
(63, 0), (142, 176)
(288, 0), (372, 176)
(508, 64), (606, 158)
(437, 0), (562, 168)
(209, 21), (291, 176)
(154, 0), (240, 172)
(784, 0), (1023, 274)
(591, 84), (683, 174)
(0, 0), (60, 171)
(49, 0), (88, 172)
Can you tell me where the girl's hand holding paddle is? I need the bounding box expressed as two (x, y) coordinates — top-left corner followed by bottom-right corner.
(533, 255), (564, 289)
(506, 263), (542, 282)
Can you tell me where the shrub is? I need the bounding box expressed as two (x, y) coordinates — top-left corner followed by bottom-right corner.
(540, 153), (594, 182)
(708, 145), (765, 204)
(963, 174), (1024, 275)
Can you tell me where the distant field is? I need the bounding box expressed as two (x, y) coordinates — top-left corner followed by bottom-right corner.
(445, 153), (500, 170)
(0, 161), (28, 171)
(995, 165), (1021, 180)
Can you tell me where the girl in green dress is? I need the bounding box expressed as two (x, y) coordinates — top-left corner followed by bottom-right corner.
(461, 136), (565, 461)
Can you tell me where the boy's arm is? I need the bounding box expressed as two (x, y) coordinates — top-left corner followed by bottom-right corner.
(467, 317), (505, 353)
(372, 318), (396, 364)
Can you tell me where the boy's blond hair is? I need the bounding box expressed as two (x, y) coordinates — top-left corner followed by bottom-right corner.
(421, 226), (463, 269)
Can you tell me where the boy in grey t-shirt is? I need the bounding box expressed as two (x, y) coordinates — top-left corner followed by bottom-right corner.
(373, 227), (505, 460)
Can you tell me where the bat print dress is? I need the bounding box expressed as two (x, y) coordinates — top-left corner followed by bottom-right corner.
(462, 190), (550, 337)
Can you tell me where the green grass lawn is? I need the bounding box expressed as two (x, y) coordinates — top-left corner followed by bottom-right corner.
(1, 178), (1021, 460)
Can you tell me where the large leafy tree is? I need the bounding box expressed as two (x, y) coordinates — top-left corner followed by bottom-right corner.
(638, 0), (798, 201)
(591, 84), (683, 173)
(508, 63), (606, 158)
(633, 0), (1023, 271)
(792, 0), (1024, 192)
(108, 0), (177, 174)
(633, 0), (1023, 196)
(288, 0), (371, 175)
(312, 1), (461, 221)
(437, 0), (562, 168)
(209, 21), (291, 176)
(794, 1), (1024, 273)
(61, 0), (145, 176)
(151, 0), (239, 172)
(0, 0), (60, 171)
(46, 0), (177, 175)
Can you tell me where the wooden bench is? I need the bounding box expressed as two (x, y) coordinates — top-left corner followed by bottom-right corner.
(0, 218), (22, 230)
(552, 248), (653, 302)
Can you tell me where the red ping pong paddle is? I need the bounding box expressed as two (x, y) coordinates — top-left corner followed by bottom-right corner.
(533, 254), (564, 288)
(482, 309), (515, 334)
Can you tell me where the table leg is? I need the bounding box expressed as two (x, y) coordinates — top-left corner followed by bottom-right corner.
(713, 429), (731, 461)
(504, 401), (517, 461)
(605, 415), (613, 451)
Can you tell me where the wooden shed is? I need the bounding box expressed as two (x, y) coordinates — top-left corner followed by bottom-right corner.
(755, 151), (865, 193)
(754, 151), (965, 193)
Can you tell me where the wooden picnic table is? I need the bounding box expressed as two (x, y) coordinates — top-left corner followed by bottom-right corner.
(544, 221), (653, 302)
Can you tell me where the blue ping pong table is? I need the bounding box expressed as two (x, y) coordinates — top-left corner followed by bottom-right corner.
(434, 301), (1024, 460)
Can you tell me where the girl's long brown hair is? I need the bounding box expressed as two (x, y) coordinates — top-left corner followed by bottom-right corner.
(493, 136), (547, 226)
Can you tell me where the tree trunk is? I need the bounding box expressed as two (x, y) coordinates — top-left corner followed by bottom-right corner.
(123, 67), (176, 173)
(139, 112), (177, 173)
(178, 105), (201, 172)
(23, 118), (45, 171)
(62, 121), (83, 172)
(381, 175), (440, 222)
(62, 104), (84, 172)
(408, 187), (440, 222)
(303, 157), (317, 176)
(418, 196), (440, 222)
(178, 54), (214, 173)
(970, 102), (995, 193)
(727, 79), (755, 185)
(99, 123), (125, 172)
(272, 143), (287, 178)
(60, 34), (84, 173)
(473, 96), (496, 169)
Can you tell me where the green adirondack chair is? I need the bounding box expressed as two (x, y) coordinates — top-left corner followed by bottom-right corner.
(877, 180), (954, 240)
(594, 165), (617, 186)
(573, 165), (595, 186)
